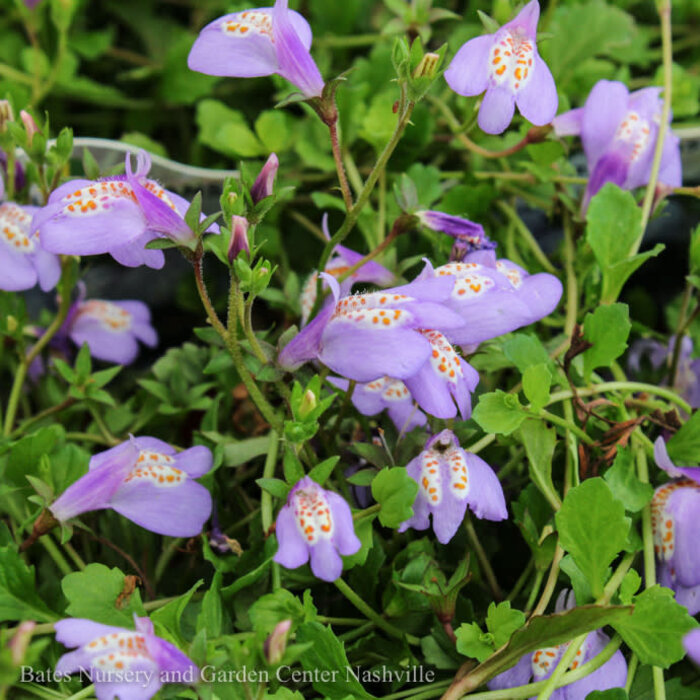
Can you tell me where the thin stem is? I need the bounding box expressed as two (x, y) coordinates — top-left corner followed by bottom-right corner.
(474, 171), (587, 185)
(61, 539), (86, 570)
(530, 542), (564, 619)
(636, 0), (673, 251)
(65, 685), (96, 700)
(508, 559), (534, 603)
(261, 431), (280, 533)
(327, 118), (353, 211)
(562, 214), (578, 338)
(87, 405), (119, 446)
(9, 398), (77, 439)
(524, 568), (545, 614)
(40, 534), (73, 577)
(468, 434), (496, 454)
(538, 409), (594, 446)
(536, 634), (587, 700)
(497, 202), (557, 274)
(465, 514), (503, 601)
(334, 577), (420, 646)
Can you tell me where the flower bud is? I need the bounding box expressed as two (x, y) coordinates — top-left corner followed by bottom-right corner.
(0, 101), (14, 132)
(228, 215), (250, 263)
(251, 153), (279, 204)
(264, 619), (292, 665)
(19, 110), (40, 146)
(9, 621), (35, 666)
(298, 389), (317, 420)
(6, 315), (18, 333)
(413, 52), (441, 80)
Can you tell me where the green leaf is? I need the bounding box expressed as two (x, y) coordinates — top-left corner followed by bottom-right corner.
(283, 450), (305, 485)
(196, 99), (265, 158)
(613, 585), (698, 667)
(255, 111), (292, 153)
(371, 467), (418, 528)
(249, 588), (314, 637)
(4, 425), (65, 488)
(455, 623), (494, 662)
(604, 448), (653, 513)
(585, 185), (663, 303)
(502, 334), (551, 373)
(555, 478), (630, 599)
(0, 547), (57, 623)
(586, 691), (628, 700)
(667, 411), (700, 465)
(256, 478), (290, 500)
(582, 304), (631, 381)
(295, 621), (374, 699)
(308, 457), (339, 486)
(486, 601), (526, 648)
(221, 435), (272, 467)
(472, 390), (527, 435)
(62, 563), (146, 626)
(197, 571), (224, 638)
(618, 570), (642, 606)
(522, 363), (552, 412)
(151, 580), (203, 645)
(520, 420), (559, 510)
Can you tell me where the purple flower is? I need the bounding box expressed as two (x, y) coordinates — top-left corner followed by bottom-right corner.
(273, 476), (361, 582)
(328, 376), (428, 433)
(0, 202), (60, 292)
(281, 272), (465, 382)
(300, 214), (394, 325)
(418, 251), (563, 347)
(50, 436), (213, 537)
(251, 153), (279, 203)
(33, 151), (218, 269)
(66, 298), (158, 365)
(444, 0), (557, 135)
(553, 80), (682, 211)
(488, 591), (627, 698)
(628, 336), (700, 410)
(417, 211), (497, 253)
(55, 615), (198, 700)
(188, 0), (324, 99)
(684, 629), (700, 665)
(398, 430), (507, 544)
(651, 437), (700, 614)
(228, 215), (250, 262)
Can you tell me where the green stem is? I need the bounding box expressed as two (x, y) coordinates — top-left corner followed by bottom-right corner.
(65, 685), (96, 700)
(383, 681), (452, 700)
(87, 404), (119, 446)
(465, 514), (503, 601)
(327, 117), (353, 211)
(562, 214), (578, 338)
(536, 634), (587, 700)
(468, 434), (496, 454)
(497, 202), (557, 274)
(154, 538), (183, 584)
(538, 409), (594, 446)
(524, 568), (545, 614)
(530, 542), (564, 618)
(9, 398), (76, 439)
(636, 0), (673, 251)
(61, 539), (86, 570)
(334, 577), (420, 645)
(261, 431), (280, 533)
(40, 534), (73, 577)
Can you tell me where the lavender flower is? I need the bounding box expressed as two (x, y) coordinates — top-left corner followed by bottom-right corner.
(273, 476), (361, 582)
(328, 376), (427, 433)
(300, 214), (394, 325)
(417, 211), (496, 253)
(553, 80), (682, 210)
(488, 591), (627, 698)
(685, 629), (700, 665)
(50, 437), (213, 537)
(188, 0), (324, 98)
(398, 430), (507, 544)
(55, 615), (198, 700)
(418, 251), (563, 347)
(228, 215), (250, 262)
(281, 273), (465, 383)
(628, 336), (700, 410)
(651, 437), (700, 614)
(251, 153), (279, 203)
(66, 298), (158, 365)
(33, 150), (218, 269)
(0, 202), (60, 292)
(444, 0), (557, 135)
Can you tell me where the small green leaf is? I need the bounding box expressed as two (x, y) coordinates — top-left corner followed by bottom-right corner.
(371, 467), (418, 528)
(555, 478), (630, 599)
(196, 571), (224, 638)
(582, 304), (631, 381)
(618, 570), (642, 606)
(613, 585), (698, 667)
(256, 478), (290, 500)
(502, 334), (551, 373)
(0, 547), (57, 623)
(308, 457), (339, 486)
(667, 411), (700, 465)
(485, 601), (526, 648)
(473, 390), (527, 435)
(520, 420), (559, 510)
(283, 450), (305, 485)
(604, 448), (653, 513)
(522, 363), (552, 411)
(455, 623), (494, 662)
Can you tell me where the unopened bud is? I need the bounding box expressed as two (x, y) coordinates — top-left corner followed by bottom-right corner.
(228, 215), (250, 263)
(264, 619), (292, 664)
(0, 101), (14, 132)
(298, 389), (317, 419)
(20, 110), (40, 145)
(449, 239), (469, 263)
(9, 621), (35, 666)
(251, 153), (279, 204)
(6, 315), (18, 333)
(413, 53), (441, 80)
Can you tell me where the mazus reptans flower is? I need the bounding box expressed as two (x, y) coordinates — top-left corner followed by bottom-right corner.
(444, 0), (557, 134)
(399, 430), (507, 544)
(273, 476), (361, 582)
(50, 437), (213, 537)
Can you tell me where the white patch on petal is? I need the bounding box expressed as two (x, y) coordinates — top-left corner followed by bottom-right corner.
(142, 180), (178, 211)
(496, 261), (524, 289)
(61, 180), (137, 217)
(292, 484), (333, 544)
(531, 646), (562, 678)
(419, 449), (443, 505)
(0, 203), (35, 254)
(446, 447), (469, 499)
(221, 10), (274, 42)
(651, 479), (699, 561)
(615, 111), (652, 164)
(78, 301), (132, 333)
(489, 31), (535, 93)
(124, 450), (185, 489)
(420, 330), (464, 384)
(86, 632), (151, 672)
(332, 292), (415, 329)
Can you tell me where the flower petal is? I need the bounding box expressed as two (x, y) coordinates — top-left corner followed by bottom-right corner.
(478, 86), (516, 135)
(55, 619), (128, 649)
(404, 357), (459, 419)
(278, 302), (336, 371)
(109, 232), (165, 270)
(487, 654), (532, 691)
(69, 321), (140, 365)
(175, 446), (213, 478)
(515, 54), (558, 126)
(685, 629), (700, 664)
(444, 35), (494, 97)
(0, 241), (37, 291)
(144, 633), (198, 677)
(667, 486), (700, 587)
(552, 107), (584, 137)
(273, 505), (310, 569)
(309, 538), (343, 582)
(464, 453), (508, 521)
(327, 492), (361, 556)
(581, 80), (629, 170)
(654, 437), (700, 484)
(505, 0), (540, 37)
(567, 632), (627, 699)
(431, 484), (469, 545)
(387, 398), (427, 433)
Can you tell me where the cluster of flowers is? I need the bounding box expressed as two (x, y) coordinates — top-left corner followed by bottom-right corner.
(2, 0), (693, 698)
